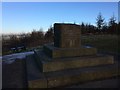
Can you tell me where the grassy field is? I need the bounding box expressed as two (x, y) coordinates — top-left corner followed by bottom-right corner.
(81, 35), (119, 53)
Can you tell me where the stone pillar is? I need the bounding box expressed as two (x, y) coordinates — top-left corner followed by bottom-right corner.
(54, 23), (81, 48)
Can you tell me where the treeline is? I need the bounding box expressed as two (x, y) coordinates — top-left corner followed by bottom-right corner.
(81, 13), (119, 35)
(2, 12), (119, 54)
(2, 27), (54, 54)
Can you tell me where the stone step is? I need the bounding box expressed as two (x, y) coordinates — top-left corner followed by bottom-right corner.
(65, 77), (119, 88)
(26, 55), (47, 88)
(26, 55), (119, 88)
(45, 63), (119, 88)
(43, 44), (97, 58)
(34, 50), (114, 72)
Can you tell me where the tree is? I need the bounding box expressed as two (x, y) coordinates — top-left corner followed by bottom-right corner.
(30, 29), (36, 41)
(108, 14), (116, 26)
(81, 22), (86, 34)
(9, 34), (20, 48)
(19, 33), (31, 46)
(108, 15), (117, 34)
(28, 28), (45, 46)
(38, 28), (44, 39)
(102, 22), (108, 34)
(118, 22), (120, 34)
(45, 25), (54, 42)
(96, 12), (105, 31)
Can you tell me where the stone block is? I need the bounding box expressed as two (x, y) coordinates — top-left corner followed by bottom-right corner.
(26, 53), (119, 88)
(44, 44), (97, 58)
(44, 64), (118, 88)
(28, 79), (47, 88)
(26, 55), (47, 88)
(34, 50), (114, 72)
(54, 23), (81, 48)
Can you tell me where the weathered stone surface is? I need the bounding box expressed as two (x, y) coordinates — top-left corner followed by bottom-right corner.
(66, 78), (119, 88)
(34, 50), (114, 72)
(26, 54), (119, 88)
(44, 44), (97, 58)
(26, 23), (119, 88)
(54, 23), (81, 48)
(45, 63), (118, 88)
(28, 79), (47, 88)
(26, 55), (47, 88)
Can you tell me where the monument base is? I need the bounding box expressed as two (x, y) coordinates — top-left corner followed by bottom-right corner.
(26, 54), (119, 88)
(25, 23), (119, 88)
(43, 44), (97, 58)
(34, 50), (114, 72)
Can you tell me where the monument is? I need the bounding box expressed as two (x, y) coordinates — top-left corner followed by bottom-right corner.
(54, 23), (81, 48)
(25, 23), (119, 88)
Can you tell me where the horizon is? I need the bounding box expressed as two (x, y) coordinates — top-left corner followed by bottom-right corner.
(2, 2), (118, 34)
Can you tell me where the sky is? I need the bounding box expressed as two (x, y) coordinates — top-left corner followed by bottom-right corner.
(2, 2), (118, 34)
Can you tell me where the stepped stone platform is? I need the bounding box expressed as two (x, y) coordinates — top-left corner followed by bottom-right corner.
(26, 54), (119, 88)
(25, 23), (119, 88)
(43, 44), (97, 58)
(34, 49), (114, 72)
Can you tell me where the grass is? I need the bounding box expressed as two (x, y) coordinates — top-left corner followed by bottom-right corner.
(81, 35), (119, 53)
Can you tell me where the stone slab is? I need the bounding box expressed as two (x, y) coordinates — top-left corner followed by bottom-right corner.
(34, 50), (114, 72)
(26, 55), (47, 88)
(44, 44), (97, 58)
(44, 63), (119, 88)
(65, 77), (119, 88)
(54, 23), (81, 48)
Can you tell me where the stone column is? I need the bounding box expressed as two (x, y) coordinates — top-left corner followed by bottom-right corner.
(54, 23), (81, 48)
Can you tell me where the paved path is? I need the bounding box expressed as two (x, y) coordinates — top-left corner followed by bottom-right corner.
(1, 51), (34, 64)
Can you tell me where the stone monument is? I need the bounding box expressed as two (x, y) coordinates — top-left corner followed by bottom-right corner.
(54, 23), (81, 48)
(25, 23), (119, 88)
(44, 23), (97, 58)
